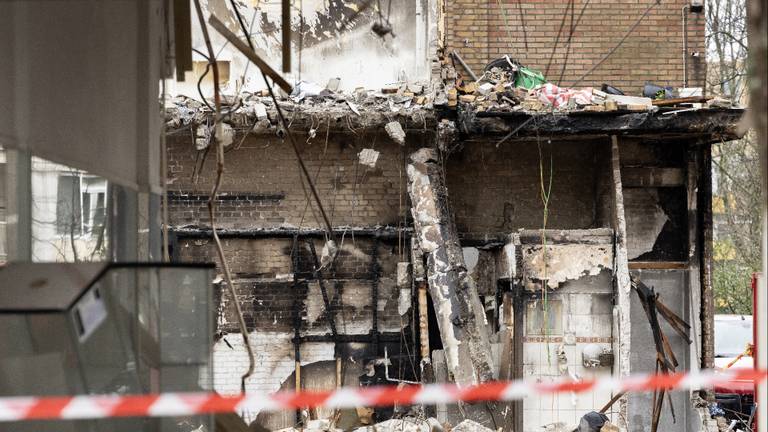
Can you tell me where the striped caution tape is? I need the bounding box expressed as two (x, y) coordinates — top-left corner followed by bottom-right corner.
(0, 369), (764, 422)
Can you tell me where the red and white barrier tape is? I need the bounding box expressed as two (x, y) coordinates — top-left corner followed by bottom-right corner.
(1, 369), (765, 422)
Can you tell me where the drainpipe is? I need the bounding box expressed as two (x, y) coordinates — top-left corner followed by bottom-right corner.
(682, 5), (689, 88)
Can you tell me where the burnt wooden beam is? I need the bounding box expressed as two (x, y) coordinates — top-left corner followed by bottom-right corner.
(407, 147), (494, 386)
(469, 109), (744, 141)
(518, 228), (614, 245)
(294, 333), (402, 343)
(172, 0), (193, 81)
(281, 0), (291, 73)
(610, 135), (632, 428)
(209, 15), (293, 94)
(621, 167), (685, 188)
(698, 146), (715, 370)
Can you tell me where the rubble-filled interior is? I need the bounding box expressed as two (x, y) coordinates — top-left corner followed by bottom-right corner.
(165, 70), (743, 429)
(1, 0), (766, 431)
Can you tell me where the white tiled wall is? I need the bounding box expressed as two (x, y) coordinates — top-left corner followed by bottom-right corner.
(210, 330), (334, 423)
(523, 283), (617, 431)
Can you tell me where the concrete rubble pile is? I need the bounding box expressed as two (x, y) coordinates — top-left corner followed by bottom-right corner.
(164, 78), (436, 147)
(435, 54), (741, 115)
(271, 417), (494, 432)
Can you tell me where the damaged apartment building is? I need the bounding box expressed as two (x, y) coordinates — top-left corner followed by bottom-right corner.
(162, 0), (743, 431)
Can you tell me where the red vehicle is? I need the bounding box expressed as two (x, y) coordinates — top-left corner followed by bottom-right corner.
(713, 273), (760, 429)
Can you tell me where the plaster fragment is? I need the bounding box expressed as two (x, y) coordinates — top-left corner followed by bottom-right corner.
(384, 121), (406, 145)
(215, 122), (234, 147)
(358, 148), (380, 168)
(522, 244), (612, 289)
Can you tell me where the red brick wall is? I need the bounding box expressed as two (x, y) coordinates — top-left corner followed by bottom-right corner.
(445, 0), (706, 92)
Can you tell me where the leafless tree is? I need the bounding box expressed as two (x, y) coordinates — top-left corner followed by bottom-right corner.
(707, 0), (760, 314)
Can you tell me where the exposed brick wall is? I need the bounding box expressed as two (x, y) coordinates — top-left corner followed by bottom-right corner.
(175, 236), (402, 279)
(176, 236), (408, 335)
(167, 132), (414, 229)
(445, 0), (706, 92)
(446, 138), (613, 238)
(168, 133), (612, 239)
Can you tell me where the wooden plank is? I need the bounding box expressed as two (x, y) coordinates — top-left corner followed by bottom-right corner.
(687, 147), (706, 373)
(281, 0), (291, 72)
(208, 15), (293, 94)
(652, 97), (708, 106)
(173, 0), (193, 81)
(611, 136), (632, 381)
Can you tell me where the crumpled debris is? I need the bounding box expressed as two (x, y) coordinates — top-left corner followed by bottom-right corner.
(165, 80), (434, 144)
(578, 411), (609, 432)
(347, 100), (361, 115)
(320, 240), (338, 269)
(275, 419), (342, 432)
(358, 148), (380, 168)
(195, 124), (211, 150)
(291, 81), (329, 102)
(536, 83), (595, 109)
(709, 403), (726, 417)
(436, 119), (458, 152)
(249, 102), (268, 120)
(384, 121), (406, 145)
(353, 418), (443, 432)
(451, 419), (494, 432)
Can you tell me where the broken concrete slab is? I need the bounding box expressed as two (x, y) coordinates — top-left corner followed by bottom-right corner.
(406, 147), (494, 386)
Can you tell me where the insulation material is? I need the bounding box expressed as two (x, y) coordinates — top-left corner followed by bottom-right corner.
(521, 244), (612, 290)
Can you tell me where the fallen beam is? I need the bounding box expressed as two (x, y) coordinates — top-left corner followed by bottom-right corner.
(406, 147), (494, 386)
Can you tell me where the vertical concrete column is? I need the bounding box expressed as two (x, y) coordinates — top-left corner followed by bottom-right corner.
(610, 136), (632, 426)
(406, 147), (494, 385)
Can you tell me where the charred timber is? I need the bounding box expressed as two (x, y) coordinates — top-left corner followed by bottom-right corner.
(293, 333), (402, 343)
(406, 147), (494, 386)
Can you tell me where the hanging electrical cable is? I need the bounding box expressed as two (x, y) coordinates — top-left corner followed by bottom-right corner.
(192, 0), (255, 394)
(224, 1), (338, 264)
(556, 0), (592, 86)
(544, 0), (574, 77)
(570, 0), (662, 87)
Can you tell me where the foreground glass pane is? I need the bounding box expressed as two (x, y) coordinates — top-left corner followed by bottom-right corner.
(0, 263), (215, 432)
